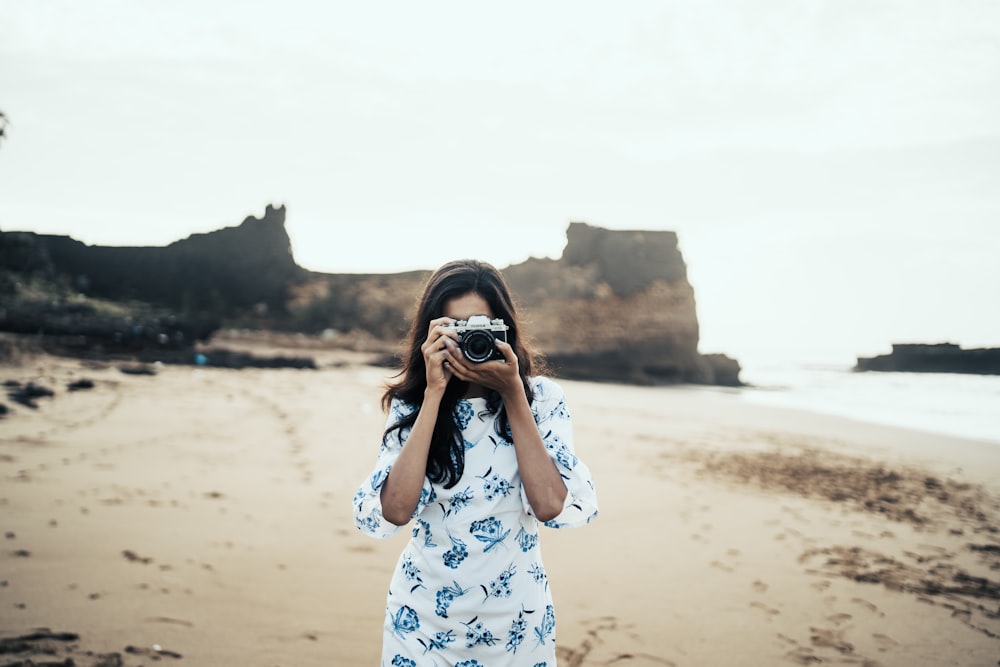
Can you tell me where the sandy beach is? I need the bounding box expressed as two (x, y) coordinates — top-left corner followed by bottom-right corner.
(1, 342), (998, 666)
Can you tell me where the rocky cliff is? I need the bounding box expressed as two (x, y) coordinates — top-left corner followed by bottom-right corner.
(1, 204), (300, 317)
(0, 207), (740, 385)
(290, 221), (740, 385)
(855, 343), (1000, 375)
(501, 223), (736, 384)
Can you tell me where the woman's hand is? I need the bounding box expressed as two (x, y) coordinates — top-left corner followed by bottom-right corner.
(421, 317), (459, 396)
(443, 338), (522, 398)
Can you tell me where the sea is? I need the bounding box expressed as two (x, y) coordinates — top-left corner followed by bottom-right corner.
(733, 360), (1000, 445)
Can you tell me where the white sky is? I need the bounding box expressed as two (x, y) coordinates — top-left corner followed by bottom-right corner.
(1, 0), (998, 366)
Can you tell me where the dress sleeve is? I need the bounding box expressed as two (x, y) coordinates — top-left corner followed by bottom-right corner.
(352, 398), (435, 539)
(520, 377), (599, 529)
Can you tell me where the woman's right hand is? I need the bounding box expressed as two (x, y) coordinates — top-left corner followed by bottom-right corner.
(421, 317), (458, 395)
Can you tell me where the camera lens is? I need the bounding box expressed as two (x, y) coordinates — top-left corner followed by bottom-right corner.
(461, 330), (495, 363)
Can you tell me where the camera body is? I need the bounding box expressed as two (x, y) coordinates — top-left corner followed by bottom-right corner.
(447, 315), (508, 363)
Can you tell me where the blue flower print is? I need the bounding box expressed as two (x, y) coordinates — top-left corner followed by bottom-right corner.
(483, 563), (516, 600)
(418, 484), (437, 509)
(528, 562), (548, 588)
(470, 516), (510, 552)
(369, 466), (389, 493)
(533, 391), (569, 423)
(534, 604), (555, 647)
(555, 445), (579, 470)
(390, 400), (416, 424)
(418, 630), (456, 654)
(488, 433), (513, 451)
(505, 606), (531, 653)
(443, 534), (469, 569)
(516, 526), (538, 552)
(477, 467), (511, 501)
(444, 486), (474, 516)
(455, 662), (485, 667)
(391, 605), (420, 639)
(454, 400), (475, 429)
(356, 507), (382, 534)
(434, 580), (469, 618)
(391, 656), (416, 667)
(543, 431), (579, 470)
(463, 617), (498, 648)
(401, 554), (424, 592)
(412, 518), (437, 548)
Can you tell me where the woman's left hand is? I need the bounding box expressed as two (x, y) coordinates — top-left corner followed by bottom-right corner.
(443, 338), (522, 397)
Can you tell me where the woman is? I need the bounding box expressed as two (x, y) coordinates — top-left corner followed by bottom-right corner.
(353, 259), (599, 666)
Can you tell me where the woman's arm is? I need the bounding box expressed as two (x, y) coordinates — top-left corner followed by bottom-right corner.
(378, 316), (457, 526)
(501, 386), (568, 522)
(378, 390), (440, 525)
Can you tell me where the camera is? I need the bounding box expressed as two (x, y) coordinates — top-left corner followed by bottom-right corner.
(447, 315), (508, 363)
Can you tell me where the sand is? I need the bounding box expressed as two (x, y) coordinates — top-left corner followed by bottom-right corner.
(1, 343), (998, 666)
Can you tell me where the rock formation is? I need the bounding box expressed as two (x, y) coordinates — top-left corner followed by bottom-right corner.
(1, 204), (301, 318)
(501, 223), (738, 385)
(0, 206), (741, 385)
(290, 221), (741, 385)
(855, 343), (1000, 375)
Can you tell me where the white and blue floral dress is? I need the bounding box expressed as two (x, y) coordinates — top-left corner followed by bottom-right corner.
(353, 376), (599, 667)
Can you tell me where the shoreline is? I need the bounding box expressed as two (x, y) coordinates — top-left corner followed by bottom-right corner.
(735, 362), (1000, 449)
(1, 352), (997, 666)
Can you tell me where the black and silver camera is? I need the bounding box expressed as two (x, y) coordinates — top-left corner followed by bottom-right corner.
(447, 315), (508, 363)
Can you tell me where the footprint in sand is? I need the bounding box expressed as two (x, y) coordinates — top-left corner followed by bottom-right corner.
(872, 633), (899, 651)
(826, 612), (852, 626)
(558, 616), (678, 667)
(850, 597), (883, 617)
(785, 647), (822, 664)
(752, 579), (769, 593)
(809, 626), (853, 654)
(750, 600), (780, 616)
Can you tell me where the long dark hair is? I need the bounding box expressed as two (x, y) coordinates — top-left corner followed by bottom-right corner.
(382, 259), (541, 488)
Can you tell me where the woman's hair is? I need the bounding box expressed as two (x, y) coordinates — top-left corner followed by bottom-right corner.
(382, 259), (542, 488)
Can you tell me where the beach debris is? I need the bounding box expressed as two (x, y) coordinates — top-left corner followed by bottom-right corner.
(969, 543), (1000, 554)
(67, 378), (95, 391)
(93, 653), (125, 667)
(0, 629), (132, 666)
(696, 446), (996, 530)
(0, 628), (80, 654)
(125, 643), (183, 659)
(0, 403), (8, 417)
(119, 364), (157, 376)
(4, 381), (55, 409)
(121, 549), (153, 565)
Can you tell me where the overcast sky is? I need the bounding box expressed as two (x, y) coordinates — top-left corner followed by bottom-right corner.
(1, 0), (998, 365)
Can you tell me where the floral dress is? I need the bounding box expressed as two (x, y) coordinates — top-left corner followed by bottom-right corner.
(353, 376), (599, 667)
